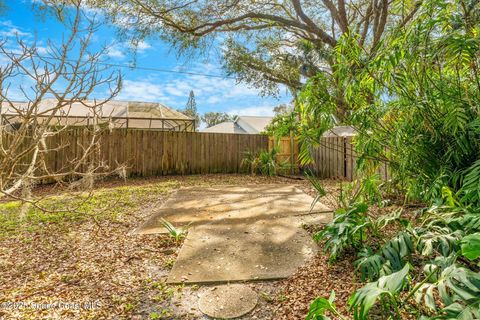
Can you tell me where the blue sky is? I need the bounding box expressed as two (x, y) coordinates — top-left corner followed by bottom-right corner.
(0, 0), (291, 117)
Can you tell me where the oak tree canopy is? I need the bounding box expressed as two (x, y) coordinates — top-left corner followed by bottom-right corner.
(88, 0), (421, 121)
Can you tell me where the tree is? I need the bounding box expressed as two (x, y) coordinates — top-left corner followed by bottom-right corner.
(338, 0), (480, 202)
(0, 1), (122, 213)
(201, 112), (232, 128)
(88, 0), (421, 121)
(309, 3), (480, 317)
(273, 103), (291, 115)
(264, 110), (298, 137)
(182, 90), (200, 129)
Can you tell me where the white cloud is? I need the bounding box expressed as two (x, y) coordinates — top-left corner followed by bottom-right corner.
(117, 74), (268, 111)
(206, 96), (221, 104)
(164, 85), (186, 97)
(116, 62), (290, 114)
(179, 73), (260, 100)
(0, 27), (29, 38)
(106, 44), (125, 59)
(133, 40), (151, 52)
(0, 20), (31, 38)
(224, 83), (260, 98)
(105, 40), (152, 59)
(119, 79), (170, 102)
(36, 46), (49, 55)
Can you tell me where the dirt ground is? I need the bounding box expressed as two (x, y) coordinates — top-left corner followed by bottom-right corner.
(0, 174), (350, 319)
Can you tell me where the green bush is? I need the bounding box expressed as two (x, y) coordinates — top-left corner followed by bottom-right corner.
(241, 148), (289, 176)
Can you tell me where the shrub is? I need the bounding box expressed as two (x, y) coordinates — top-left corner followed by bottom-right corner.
(241, 148), (289, 176)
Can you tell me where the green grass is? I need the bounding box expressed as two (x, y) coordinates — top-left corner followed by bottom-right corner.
(0, 180), (179, 237)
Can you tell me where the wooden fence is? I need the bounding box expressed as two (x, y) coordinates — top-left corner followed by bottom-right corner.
(16, 129), (269, 178)
(271, 135), (389, 181)
(7, 128), (389, 181)
(309, 136), (389, 181)
(308, 137), (348, 179)
(268, 135), (299, 174)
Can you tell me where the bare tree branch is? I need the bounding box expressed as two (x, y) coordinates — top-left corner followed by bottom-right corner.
(0, 1), (122, 214)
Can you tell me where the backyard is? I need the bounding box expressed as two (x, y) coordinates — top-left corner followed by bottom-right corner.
(2, 0), (480, 319)
(1, 175), (347, 319)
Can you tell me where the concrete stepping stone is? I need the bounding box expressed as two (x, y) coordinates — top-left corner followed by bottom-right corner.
(132, 184), (333, 284)
(198, 284), (258, 319)
(134, 184), (331, 235)
(167, 216), (320, 284)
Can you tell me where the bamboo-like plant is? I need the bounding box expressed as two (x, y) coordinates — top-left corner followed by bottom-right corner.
(160, 219), (187, 242)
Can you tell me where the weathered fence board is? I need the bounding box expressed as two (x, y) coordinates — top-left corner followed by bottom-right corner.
(268, 136), (300, 174)
(4, 129), (269, 180)
(6, 128), (391, 182)
(310, 136), (389, 181)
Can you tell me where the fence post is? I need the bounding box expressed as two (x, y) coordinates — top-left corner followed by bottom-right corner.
(289, 131), (294, 175)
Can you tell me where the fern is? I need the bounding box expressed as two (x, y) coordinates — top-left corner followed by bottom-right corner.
(460, 159), (480, 204)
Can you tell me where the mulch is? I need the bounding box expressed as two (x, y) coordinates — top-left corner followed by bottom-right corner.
(274, 252), (360, 319)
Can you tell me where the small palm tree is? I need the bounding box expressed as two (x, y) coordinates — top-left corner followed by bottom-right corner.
(241, 151), (260, 175)
(258, 149), (278, 176)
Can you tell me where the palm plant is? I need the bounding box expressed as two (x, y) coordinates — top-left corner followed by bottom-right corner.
(305, 170), (326, 212)
(241, 148), (288, 176)
(240, 150), (259, 175)
(258, 148), (278, 176)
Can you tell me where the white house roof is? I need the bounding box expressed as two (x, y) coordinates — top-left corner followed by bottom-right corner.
(202, 121), (248, 134)
(323, 126), (357, 137)
(201, 116), (273, 134)
(235, 116), (273, 134)
(0, 99), (192, 120)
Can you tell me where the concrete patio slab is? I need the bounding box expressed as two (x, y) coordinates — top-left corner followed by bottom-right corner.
(166, 216), (318, 284)
(133, 184), (331, 235)
(198, 284), (258, 319)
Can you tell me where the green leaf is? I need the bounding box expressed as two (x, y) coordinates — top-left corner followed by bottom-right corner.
(381, 232), (413, 270)
(355, 247), (385, 282)
(350, 263), (410, 319)
(305, 170), (327, 212)
(305, 291), (338, 320)
(160, 218), (187, 241)
(435, 300), (480, 319)
(314, 202), (371, 260)
(416, 264), (480, 313)
(461, 233), (480, 261)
